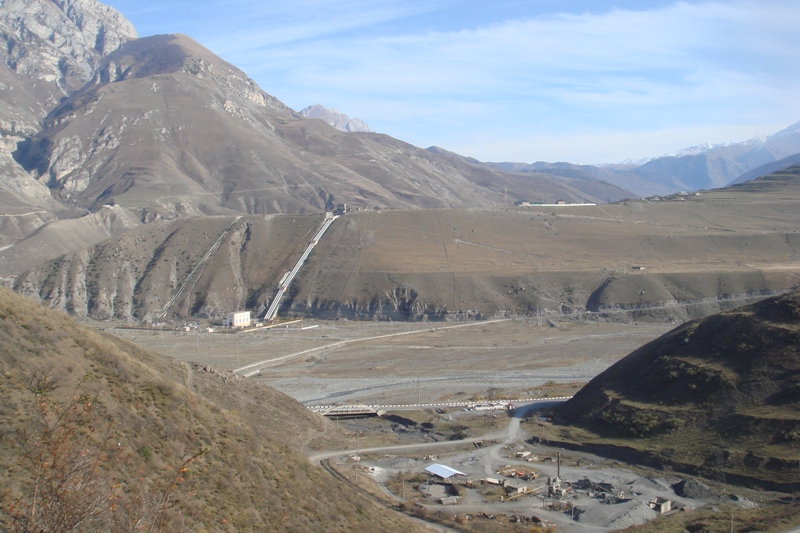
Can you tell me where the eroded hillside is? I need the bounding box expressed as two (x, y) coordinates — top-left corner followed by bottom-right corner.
(13, 167), (800, 322)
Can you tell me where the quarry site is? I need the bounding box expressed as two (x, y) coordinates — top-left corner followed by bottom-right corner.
(114, 316), (792, 532)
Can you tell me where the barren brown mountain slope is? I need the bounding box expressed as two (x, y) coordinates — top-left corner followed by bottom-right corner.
(0, 286), (426, 531)
(13, 166), (800, 322)
(551, 290), (800, 490)
(0, 205), (142, 275)
(0, 1), (630, 256)
(14, 33), (626, 219)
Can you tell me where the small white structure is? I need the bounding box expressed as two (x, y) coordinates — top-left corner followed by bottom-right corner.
(649, 497), (672, 513)
(425, 464), (466, 482)
(224, 311), (251, 328)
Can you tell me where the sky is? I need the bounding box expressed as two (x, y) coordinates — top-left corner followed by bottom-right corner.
(102, 0), (800, 165)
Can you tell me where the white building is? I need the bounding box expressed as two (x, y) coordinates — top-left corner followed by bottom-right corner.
(425, 463), (467, 483)
(224, 311), (251, 328)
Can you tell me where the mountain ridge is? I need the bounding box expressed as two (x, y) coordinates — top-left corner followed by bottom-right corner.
(5, 28), (628, 222)
(552, 289), (800, 489)
(11, 166), (800, 321)
(478, 121), (800, 197)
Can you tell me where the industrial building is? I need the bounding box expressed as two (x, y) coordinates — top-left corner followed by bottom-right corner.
(425, 464), (467, 484)
(224, 311), (251, 328)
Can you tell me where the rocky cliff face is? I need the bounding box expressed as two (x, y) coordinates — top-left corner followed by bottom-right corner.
(0, 0), (136, 245)
(13, 182), (800, 322)
(299, 104), (372, 133)
(0, 0), (136, 107)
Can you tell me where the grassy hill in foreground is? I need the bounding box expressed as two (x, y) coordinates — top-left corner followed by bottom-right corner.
(0, 286), (423, 532)
(552, 290), (800, 490)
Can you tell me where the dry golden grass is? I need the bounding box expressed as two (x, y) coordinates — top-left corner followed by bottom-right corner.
(0, 287), (429, 532)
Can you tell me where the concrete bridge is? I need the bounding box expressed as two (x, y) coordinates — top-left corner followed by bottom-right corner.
(308, 404), (387, 418)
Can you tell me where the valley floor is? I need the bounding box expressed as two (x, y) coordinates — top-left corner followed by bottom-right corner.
(111, 317), (800, 532)
(112, 318), (672, 405)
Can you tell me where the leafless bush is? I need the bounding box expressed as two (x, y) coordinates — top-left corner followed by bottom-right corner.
(1, 381), (209, 533)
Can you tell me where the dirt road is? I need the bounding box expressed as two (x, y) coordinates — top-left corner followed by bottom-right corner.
(313, 400), (717, 533)
(234, 318), (512, 376)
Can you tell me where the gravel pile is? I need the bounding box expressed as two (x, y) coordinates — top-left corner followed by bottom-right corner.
(377, 457), (425, 470)
(673, 477), (717, 499)
(603, 501), (658, 529)
(628, 476), (672, 493)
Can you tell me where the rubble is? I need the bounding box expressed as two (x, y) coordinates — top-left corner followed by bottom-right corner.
(673, 477), (717, 500)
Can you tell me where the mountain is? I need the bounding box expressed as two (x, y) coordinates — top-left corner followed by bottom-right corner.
(553, 289), (800, 489)
(13, 32), (621, 215)
(0, 0), (136, 246)
(727, 151), (800, 186)
(623, 121), (800, 192)
(0, 0), (137, 112)
(0, 0), (632, 263)
(299, 104), (372, 133)
(3, 0), (799, 321)
(479, 121), (800, 197)
(484, 160), (672, 197)
(13, 166), (800, 321)
(0, 0), (633, 283)
(0, 285), (424, 531)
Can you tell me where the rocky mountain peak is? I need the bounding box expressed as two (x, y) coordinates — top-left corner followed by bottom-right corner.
(0, 0), (136, 108)
(299, 104), (372, 133)
(51, 0), (136, 54)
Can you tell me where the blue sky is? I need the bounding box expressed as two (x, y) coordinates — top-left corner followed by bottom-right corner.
(102, 0), (800, 164)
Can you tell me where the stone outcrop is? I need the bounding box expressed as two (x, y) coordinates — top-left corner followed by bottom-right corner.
(299, 104), (372, 133)
(0, 0), (136, 107)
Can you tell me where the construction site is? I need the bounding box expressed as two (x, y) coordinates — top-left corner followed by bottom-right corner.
(321, 408), (764, 532)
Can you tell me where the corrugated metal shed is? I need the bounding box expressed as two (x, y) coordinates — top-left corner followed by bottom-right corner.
(425, 463), (466, 480)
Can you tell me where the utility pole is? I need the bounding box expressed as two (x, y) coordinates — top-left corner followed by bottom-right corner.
(354, 432), (360, 485)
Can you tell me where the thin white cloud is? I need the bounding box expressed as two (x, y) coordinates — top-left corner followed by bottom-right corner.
(201, 0), (445, 52)
(108, 0), (800, 163)
(249, 1), (796, 94)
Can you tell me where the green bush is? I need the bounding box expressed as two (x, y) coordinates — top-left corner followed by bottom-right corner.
(138, 445), (153, 461)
